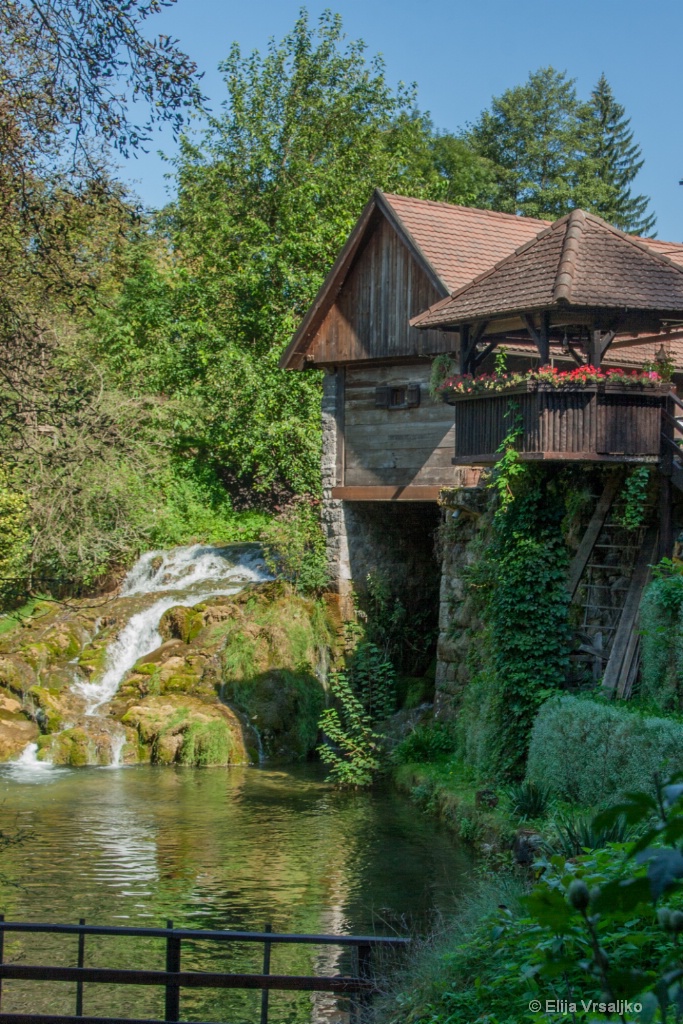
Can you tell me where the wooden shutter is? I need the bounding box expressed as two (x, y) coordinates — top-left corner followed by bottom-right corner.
(407, 383), (421, 408)
(375, 386), (390, 408)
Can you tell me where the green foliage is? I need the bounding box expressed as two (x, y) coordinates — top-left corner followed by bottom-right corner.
(0, 471), (30, 605)
(429, 354), (456, 398)
(95, 11), (449, 504)
(614, 466), (651, 531)
(480, 468), (572, 778)
(640, 559), (683, 712)
(392, 723), (456, 766)
(544, 809), (635, 858)
(526, 693), (683, 805)
(576, 73), (656, 235)
(506, 780), (551, 821)
(362, 571), (437, 675)
(317, 636), (398, 786)
(318, 670), (383, 787)
(260, 497), (328, 594)
(379, 778), (683, 1024)
(178, 719), (236, 767)
(489, 402), (524, 516)
(468, 66), (654, 227)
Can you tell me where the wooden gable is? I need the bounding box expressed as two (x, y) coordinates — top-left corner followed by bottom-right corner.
(310, 215), (452, 365)
(279, 193), (457, 369)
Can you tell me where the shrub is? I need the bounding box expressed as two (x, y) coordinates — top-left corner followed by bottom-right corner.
(544, 810), (635, 858)
(506, 780), (551, 821)
(260, 496), (329, 594)
(526, 694), (683, 805)
(639, 558), (683, 712)
(392, 723), (456, 765)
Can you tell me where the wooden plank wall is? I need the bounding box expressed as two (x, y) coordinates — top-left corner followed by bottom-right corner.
(343, 364), (460, 488)
(311, 217), (453, 364)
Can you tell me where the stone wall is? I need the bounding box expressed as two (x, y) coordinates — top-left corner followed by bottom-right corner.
(435, 486), (488, 716)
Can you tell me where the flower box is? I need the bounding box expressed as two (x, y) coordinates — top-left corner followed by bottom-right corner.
(449, 383), (668, 464)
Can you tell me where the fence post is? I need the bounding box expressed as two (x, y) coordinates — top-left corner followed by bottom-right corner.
(0, 913), (4, 1009)
(75, 918), (85, 1016)
(260, 922), (272, 1024)
(357, 943), (372, 1024)
(165, 919), (181, 1023)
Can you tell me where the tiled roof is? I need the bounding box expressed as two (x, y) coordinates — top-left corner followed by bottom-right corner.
(382, 193), (549, 293)
(412, 210), (683, 329)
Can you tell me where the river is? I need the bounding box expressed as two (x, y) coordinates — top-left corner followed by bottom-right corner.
(0, 761), (473, 1022)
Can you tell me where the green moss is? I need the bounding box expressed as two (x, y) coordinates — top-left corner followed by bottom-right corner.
(225, 669), (324, 760)
(178, 719), (236, 766)
(39, 727), (93, 766)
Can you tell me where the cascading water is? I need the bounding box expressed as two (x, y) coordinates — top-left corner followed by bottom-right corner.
(14, 544), (271, 770)
(74, 543), (271, 715)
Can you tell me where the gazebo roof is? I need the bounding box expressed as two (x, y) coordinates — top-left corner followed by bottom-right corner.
(411, 209), (683, 331)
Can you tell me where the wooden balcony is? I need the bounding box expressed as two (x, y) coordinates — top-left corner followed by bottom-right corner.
(446, 383), (671, 464)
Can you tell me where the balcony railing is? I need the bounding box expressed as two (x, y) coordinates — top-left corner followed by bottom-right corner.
(446, 382), (670, 464)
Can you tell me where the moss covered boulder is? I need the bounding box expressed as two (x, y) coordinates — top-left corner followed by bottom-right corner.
(122, 695), (251, 766)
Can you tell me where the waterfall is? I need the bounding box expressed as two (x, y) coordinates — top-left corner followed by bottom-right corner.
(11, 544), (271, 770)
(73, 544), (271, 716)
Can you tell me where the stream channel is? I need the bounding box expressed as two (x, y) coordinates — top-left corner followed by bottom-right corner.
(0, 546), (475, 1023)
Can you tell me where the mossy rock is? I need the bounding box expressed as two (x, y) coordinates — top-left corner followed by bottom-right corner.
(0, 655), (35, 698)
(0, 717), (38, 761)
(38, 725), (121, 766)
(122, 694), (250, 766)
(224, 669), (325, 761)
(159, 606), (204, 645)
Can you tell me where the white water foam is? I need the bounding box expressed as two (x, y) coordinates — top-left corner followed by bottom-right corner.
(72, 544), (271, 716)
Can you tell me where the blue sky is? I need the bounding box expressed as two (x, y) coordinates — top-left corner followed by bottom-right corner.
(121, 0), (683, 240)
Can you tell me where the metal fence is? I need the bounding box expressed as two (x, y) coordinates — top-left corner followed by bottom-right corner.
(0, 916), (409, 1024)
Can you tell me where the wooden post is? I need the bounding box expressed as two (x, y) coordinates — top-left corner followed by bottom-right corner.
(459, 324), (470, 375)
(539, 311), (550, 364)
(76, 918), (85, 1017)
(165, 919), (181, 1023)
(335, 368), (345, 489)
(260, 923), (272, 1024)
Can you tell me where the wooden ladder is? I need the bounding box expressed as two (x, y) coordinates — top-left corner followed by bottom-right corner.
(567, 477), (657, 697)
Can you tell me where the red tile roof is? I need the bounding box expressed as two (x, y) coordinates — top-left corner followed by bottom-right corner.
(411, 209), (683, 329)
(382, 193), (549, 293)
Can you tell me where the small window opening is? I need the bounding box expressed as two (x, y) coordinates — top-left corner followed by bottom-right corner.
(389, 387), (407, 408)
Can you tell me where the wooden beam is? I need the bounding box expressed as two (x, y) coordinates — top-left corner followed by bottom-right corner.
(567, 475), (621, 600)
(331, 486), (442, 501)
(335, 367), (345, 488)
(602, 525), (658, 697)
(539, 311), (550, 364)
(522, 314), (539, 347)
(473, 337), (500, 370)
(458, 324), (470, 375)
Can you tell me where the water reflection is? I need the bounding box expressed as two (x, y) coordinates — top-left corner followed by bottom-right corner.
(0, 764), (473, 1021)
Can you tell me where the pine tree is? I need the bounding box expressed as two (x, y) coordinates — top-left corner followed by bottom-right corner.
(576, 74), (656, 236)
(466, 67), (582, 219)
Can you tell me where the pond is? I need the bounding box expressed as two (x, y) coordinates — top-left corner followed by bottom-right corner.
(0, 762), (473, 1023)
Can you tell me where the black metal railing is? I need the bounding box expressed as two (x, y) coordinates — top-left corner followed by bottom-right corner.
(0, 916), (409, 1024)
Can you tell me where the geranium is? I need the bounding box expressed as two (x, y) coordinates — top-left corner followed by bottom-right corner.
(438, 364), (663, 398)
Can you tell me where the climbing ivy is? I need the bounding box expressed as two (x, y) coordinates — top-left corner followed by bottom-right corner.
(473, 467), (572, 779)
(614, 466), (651, 531)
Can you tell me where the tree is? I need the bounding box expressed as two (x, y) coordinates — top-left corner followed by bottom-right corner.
(97, 10), (446, 500)
(467, 67), (655, 230)
(467, 67), (582, 219)
(430, 133), (498, 208)
(0, 0), (203, 174)
(576, 73), (656, 235)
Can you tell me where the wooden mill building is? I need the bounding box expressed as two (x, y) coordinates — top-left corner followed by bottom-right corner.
(281, 191), (683, 702)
